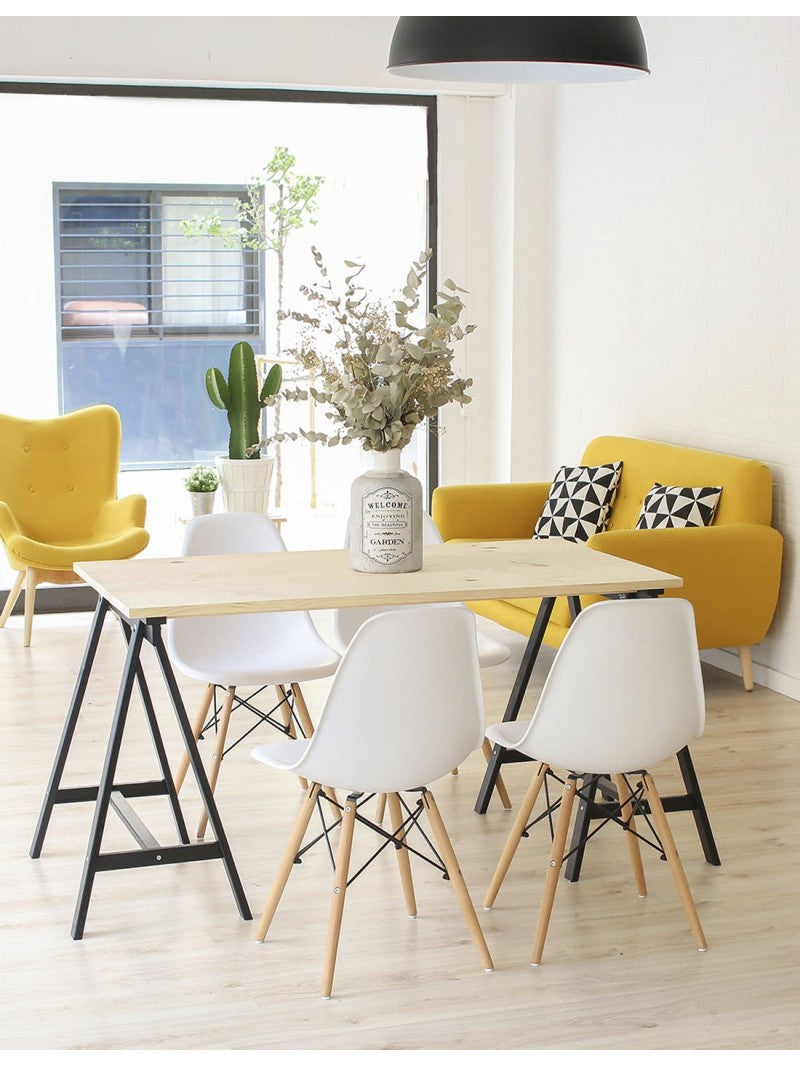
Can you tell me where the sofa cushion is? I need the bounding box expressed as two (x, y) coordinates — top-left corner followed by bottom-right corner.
(636, 483), (722, 530)
(534, 462), (623, 543)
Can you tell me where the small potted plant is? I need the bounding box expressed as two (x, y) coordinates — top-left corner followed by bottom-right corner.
(205, 340), (283, 513)
(184, 464), (219, 517)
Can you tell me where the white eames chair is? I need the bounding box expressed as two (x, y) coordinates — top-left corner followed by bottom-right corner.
(167, 513), (340, 839)
(252, 604), (494, 999)
(483, 597), (708, 965)
(334, 510), (513, 812)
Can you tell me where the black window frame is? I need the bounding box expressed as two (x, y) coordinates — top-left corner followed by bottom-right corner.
(0, 80), (438, 613)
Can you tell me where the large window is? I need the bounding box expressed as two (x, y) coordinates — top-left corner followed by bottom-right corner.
(56, 185), (261, 467)
(0, 85), (434, 590)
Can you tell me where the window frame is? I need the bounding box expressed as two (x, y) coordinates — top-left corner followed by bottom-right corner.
(0, 80), (438, 613)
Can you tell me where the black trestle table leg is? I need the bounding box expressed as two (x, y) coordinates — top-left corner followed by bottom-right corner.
(474, 596), (556, 815)
(118, 618), (190, 845)
(71, 620), (146, 940)
(150, 624), (251, 921)
(30, 597), (110, 859)
(676, 745), (721, 866)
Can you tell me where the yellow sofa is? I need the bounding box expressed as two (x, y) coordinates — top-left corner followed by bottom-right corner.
(432, 436), (784, 690)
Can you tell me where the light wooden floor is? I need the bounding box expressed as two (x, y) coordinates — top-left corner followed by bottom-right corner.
(1, 610), (798, 1051)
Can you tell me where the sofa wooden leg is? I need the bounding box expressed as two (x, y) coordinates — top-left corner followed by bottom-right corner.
(23, 568), (39, 648)
(739, 646), (754, 692)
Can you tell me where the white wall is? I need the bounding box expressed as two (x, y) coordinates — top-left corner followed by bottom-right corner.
(546, 16), (800, 695)
(2, 15), (799, 696)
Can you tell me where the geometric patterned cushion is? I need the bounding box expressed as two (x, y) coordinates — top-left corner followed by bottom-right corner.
(534, 461), (623, 543)
(635, 483), (722, 530)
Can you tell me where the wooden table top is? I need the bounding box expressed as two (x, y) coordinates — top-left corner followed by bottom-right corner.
(75, 539), (682, 621)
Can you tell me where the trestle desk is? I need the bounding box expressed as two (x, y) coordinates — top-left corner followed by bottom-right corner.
(29, 538), (718, 938)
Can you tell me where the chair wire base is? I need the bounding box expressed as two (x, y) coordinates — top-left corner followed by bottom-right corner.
(295, 788), (449, 884)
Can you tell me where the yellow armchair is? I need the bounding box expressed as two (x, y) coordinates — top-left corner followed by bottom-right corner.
(0, 406), (149, 646)
(432, 436), (784, 690)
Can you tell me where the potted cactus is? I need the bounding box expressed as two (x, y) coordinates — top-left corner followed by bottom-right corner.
(206, 340), (283, 513)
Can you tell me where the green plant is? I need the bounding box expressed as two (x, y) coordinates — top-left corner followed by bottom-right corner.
(181, 147), (324, 504)
(261, 248), (473, 453)
(183, 465), (219, 493)
(206, 341), (283, 460)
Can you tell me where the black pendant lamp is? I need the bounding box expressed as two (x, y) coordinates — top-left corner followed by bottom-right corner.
(387, 16), (649, 84)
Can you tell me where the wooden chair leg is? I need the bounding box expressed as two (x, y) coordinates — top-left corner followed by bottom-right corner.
(23, 568), (38, 648)
(0, 571), (24, 629)
(256, 782), (322, 942)
(387, 792), (417, 918)
(290, 681), (315, 737)
(612, 773), (647, 897)
(421, 790), (494, 972)
(531, 775), (578, 966)
(196, 686), (236, 840)
(642, 772), (707, 951)
(739, 646), (754, 692)
(277, 684), (308, 791)
(375, 793), (387, 824)
(482, 738), (512, 811)
(290, 682), (339, 820)
(174, 683), (215, 794)
(484, 762), (548, 909)
(321, 794), (357, 998)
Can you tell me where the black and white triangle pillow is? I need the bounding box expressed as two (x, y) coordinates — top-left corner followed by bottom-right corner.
(534, 461), (623, 543)
(635, 483), (722, 530)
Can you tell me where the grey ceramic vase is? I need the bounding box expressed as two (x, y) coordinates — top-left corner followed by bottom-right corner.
(348, 449), (423, 573)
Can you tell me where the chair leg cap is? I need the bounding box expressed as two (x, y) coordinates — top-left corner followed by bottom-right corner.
(531, 962), (540, 968)
(485, 967), (494, 973)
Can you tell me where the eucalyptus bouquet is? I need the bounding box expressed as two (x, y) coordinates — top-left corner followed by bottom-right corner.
(259, 247), (474, 453)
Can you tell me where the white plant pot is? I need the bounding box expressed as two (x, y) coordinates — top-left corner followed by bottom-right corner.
(215, 455), (275, 514)
(189, 491), (215, 517)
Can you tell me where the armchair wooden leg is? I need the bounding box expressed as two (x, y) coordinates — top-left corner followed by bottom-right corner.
(613, 773), (647, 898)
(174, 683), (215, 794)
(0, 571), (24, 629)
(642, 772), (707, 951)
(256, 782), (321, 942)
(739, 646), (754, 692)
(484, 762), (548, 909)
(321, 794), (357, 999)
(531, 775), (577, 966)
(421, 790), (494, 973)
(375, 793), (387, 824)
(387, 792), (417, 918)
(196, 686), (236, 840)
(23, 568), (38, 648)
